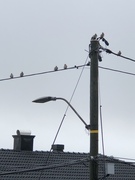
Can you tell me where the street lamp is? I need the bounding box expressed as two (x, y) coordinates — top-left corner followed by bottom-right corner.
(32, 96), (90, 130)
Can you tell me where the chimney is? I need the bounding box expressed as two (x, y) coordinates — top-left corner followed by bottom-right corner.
(12, 130), (35, 151)
(51, 144), (64, 152)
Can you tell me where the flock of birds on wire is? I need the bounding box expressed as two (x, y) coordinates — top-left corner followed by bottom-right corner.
(91, 33), (122, 56)
(9, 33), (123, 79)
(9, 64), (68, 79)
(10, 72), (24, 79)
(91, 33), (122, 62)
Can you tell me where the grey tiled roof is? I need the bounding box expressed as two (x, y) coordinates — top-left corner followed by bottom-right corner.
(0, 149), (135, 179)
(0, 149), (89, 180)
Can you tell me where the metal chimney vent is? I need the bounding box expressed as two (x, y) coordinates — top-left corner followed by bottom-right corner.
(51, 144), (64, 152)
(16, 130), (31, 136)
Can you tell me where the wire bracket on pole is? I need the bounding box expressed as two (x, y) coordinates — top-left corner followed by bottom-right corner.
(85, 124), (91, 130)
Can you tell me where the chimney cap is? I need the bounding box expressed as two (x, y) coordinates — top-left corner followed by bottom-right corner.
(16, 130), (31, 136)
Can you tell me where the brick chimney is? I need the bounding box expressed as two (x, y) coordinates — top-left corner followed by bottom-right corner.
(12, 130), (35, 151)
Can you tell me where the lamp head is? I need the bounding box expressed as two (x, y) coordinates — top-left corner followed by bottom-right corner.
(32, 96), (56, 103)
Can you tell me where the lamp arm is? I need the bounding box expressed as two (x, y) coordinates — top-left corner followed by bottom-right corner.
(56, 97), (89, 129)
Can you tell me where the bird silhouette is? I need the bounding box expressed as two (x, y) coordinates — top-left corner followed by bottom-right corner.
(91, 34), (97, 40)
(54, 66), (58, 71)
(64, 64), (67, 69)
(20, 72), (24, 77)
(117, 51), (121, 56)
(10, 73), (13, 78)
(100, 32), (104, 39)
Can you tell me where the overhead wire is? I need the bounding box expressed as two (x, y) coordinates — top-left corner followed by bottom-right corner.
(1, 154), (135, 176)
(97, 65), (135, 76)
(38, 55), (89, 179)
(113, 156), (135, 162)
(0, 157), (90, 176)
(1, 40), (135, 176)
(44, 55), (89, 156)
(1, 53), (135, 176)
(0, 64), (84, 82)
(98, 70), (106, 178)
(97, 157), (135, 167)
(100, 46), (135, 62)
(99, 105), (105, 156)
(65, 55), (89, 112)
(0, 55), (89, 178)
(38, 115), (66, 179)
(0, 55), (91, 177)
(1, 62), (135, 84)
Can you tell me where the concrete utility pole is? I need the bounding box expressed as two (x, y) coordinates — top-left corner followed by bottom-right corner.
(89, 39), (99, 180)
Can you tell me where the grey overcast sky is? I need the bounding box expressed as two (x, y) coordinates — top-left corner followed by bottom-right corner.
(0, 0), (135, 160)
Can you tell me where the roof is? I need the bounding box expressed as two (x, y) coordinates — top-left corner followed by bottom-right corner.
(0, 149), (89, 180)
(0, 149), (135, 179)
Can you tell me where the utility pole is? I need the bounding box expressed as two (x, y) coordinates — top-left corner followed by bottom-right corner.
(89, 38), (99, 180)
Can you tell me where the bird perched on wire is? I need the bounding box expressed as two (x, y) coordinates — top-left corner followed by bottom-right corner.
(74, 65), (78, 69)
(64, 64), (67, 69)
(91, 34), (97, 40)
(117, 51), (122, 56)
(54, 66), (58, 71)
(10, 73), (14, 78)
(100, 32), (104, 39)
(97, 33), (104, 40)
(20, 72), (24, 77)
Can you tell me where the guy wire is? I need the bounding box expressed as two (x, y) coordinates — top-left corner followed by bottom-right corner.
(99, 70), (106, 177)
(39, 55), (89, 179)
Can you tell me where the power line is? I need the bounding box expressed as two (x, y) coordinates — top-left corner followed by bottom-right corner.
(86, 64), (135, 76)
(1, 63), (135, 83)
(38, 115), (66, 180)
(100, 46), (135, 62)
(38, 55), (89, 179)
(113, 156), (135, 162)
(99, 65), (135, 76)
(98, 158), (135, 167)
(99, 104), (106, 176)
(50, 58), (89, 148)
(0, 158), (89, 176)
(0, 65), (84, 82)
(1, 154), (135, 176)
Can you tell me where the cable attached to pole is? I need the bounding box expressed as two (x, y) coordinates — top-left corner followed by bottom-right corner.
(38, 55), (89, 179)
